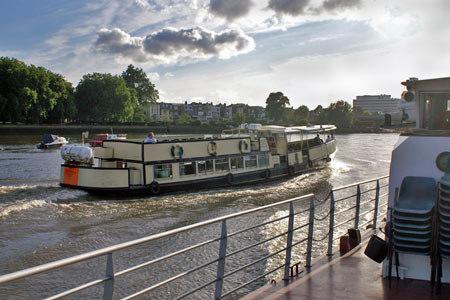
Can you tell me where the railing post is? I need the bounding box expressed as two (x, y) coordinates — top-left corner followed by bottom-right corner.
(354, 185), (361, 229)
(283, 202), (295, 280)
(103, 253), (114, 300)
(306, 197), (315, 268)
(214, 220), (227, 300)
(373, 180), (380, 230)
(327, 191), (335, 256)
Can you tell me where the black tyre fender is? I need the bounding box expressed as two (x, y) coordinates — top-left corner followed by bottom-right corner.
(150, 181), (160, 195)
(326, 156), (332, 162)
(207, 141), (217, 156)
(308, 160), (313, 168)
(288, 165), (295, 176)
(226, 173), (234, 185)
(264, 169), (271, 179)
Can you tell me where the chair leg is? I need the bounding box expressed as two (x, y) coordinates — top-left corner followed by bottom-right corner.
(387, 224), (393, 287)
(395, 252), (400, 280)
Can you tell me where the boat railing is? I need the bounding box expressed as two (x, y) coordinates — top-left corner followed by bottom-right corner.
(0, 175), (389, 299)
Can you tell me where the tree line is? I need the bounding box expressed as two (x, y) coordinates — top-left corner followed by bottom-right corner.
(1, 57), (355, 128)
(265, 91), (354, 128)
(0, 57), (158, 124)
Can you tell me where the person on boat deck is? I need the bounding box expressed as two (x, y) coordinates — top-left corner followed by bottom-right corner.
(326, 135), (332, 142)
(314, 134), (323, 145)
(144, 132), (157, 143)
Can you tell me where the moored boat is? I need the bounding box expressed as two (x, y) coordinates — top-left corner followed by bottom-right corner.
(36, 134), (69, 149)
(89, 133), (127, 147)
(59, 124), (337, 195)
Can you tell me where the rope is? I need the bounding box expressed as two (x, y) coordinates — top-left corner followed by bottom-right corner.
(312, 191), (332, 221)
(312, 231), (330, 242)
(314, 209), (331, 221)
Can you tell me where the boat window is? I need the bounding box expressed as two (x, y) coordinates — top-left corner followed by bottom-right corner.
(231, 157), (244, 170)
(421, 92), (450, 130)
(179, 162), (196, 177)
(215, 158), (229, 173)
(198, 160), (214, 175)
(258, 153), (270, 168)
(154, 164), (173, 179)
(244, 155), (257, 169)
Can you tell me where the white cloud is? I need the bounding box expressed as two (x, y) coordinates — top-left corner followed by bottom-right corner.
(95, 26), (255, 64)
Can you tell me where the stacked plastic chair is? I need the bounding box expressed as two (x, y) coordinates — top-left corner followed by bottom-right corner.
(437, 156), (450, 285)
(388, 176), (437, 285)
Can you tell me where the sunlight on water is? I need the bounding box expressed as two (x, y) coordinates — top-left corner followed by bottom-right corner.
(0, 199), (49, 217)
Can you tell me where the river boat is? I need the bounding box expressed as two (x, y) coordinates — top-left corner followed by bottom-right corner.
(36, 134), (69, 149)
(59, 123), (337, 195)
(89, 133), (127, 147)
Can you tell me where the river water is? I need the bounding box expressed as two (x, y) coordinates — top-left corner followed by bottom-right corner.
(0, 133), (398, 299)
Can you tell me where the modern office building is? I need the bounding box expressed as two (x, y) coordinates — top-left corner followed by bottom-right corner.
(353, 95), (401, 114)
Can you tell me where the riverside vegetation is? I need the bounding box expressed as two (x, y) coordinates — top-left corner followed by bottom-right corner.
(1, 56), (359, 129)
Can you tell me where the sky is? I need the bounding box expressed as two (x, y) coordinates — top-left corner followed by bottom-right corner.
(1, 0), (450, 109)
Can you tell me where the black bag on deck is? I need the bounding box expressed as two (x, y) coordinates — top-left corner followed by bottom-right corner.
(364, 235), (388, 263)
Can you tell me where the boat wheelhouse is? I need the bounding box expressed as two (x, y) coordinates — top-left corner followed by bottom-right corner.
(385, 76), (450, 284)
(59, 124), (337, 195)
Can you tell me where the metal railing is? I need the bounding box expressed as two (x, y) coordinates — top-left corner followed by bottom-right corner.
(0, 175), (389, 299)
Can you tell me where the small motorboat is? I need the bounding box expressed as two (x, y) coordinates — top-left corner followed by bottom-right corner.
(37, 134), (69, 149)
(89, 133), (126, 147)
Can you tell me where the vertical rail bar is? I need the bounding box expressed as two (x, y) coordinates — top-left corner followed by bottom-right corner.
(373, 180), (380, 229)
(306, 197), (315, 267)
(283, 203), (295, 280)
(327, 191), (335, 256)
(214, 220), (227, 300)
(354, 185), (361, 229)
(102, 253), (114, 300)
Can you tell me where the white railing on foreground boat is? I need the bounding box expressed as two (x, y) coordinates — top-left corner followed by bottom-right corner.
(0, 175), (389, 299)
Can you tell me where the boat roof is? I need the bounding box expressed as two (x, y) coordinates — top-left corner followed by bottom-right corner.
(261, 124), (337, 134)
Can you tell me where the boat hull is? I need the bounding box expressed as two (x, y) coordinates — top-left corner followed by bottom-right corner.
(60, 158), (330, 197)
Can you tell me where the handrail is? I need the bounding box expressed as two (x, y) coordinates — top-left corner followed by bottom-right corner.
(0, 175), (390, 299)
(0, 193), (313, 285)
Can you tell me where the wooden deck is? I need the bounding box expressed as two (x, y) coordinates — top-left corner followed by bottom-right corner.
(243, 240), (450, 300)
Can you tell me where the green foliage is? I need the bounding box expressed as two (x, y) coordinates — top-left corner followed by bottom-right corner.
(75, 73), (136, 123)
(320, 100), (353, 128)
(232, 111), (246, 126)
(0, 57), (74, 124)
(265, 92), (290, 121)
(133, 105), (149, 122)
(174, 113), (192, 125)
(121, 64), (159, 105)
(294, 105), (310, 124)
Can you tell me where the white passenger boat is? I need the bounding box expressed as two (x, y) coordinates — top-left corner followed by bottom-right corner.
(59, 124), (337, 195)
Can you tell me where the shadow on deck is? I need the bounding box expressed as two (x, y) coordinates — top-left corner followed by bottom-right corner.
(243, 240), (450, 300)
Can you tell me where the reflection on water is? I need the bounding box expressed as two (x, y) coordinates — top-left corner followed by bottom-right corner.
(0, 133), (399, 298)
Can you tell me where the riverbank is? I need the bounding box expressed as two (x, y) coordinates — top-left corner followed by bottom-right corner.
(0, 124), (224, 136)
(0, 124), (407, 136)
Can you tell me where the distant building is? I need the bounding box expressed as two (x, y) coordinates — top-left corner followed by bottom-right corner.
(145, 101), (266, 122)
(146, 103), (161, 120)
(353, 95), (401, 115)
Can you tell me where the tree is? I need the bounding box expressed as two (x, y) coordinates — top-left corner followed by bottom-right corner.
(265, 92), (290, 122)
(121, 64), (159, 105)
(294, 105), (310, 124)
(75, 73), (136, 123)
(321, 100), (353, 128)
(232, 111), (246, 126)
(0, 57), (75, 124)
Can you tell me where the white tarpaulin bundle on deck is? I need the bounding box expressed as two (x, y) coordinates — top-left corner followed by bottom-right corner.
(61, 145), (94, 164)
